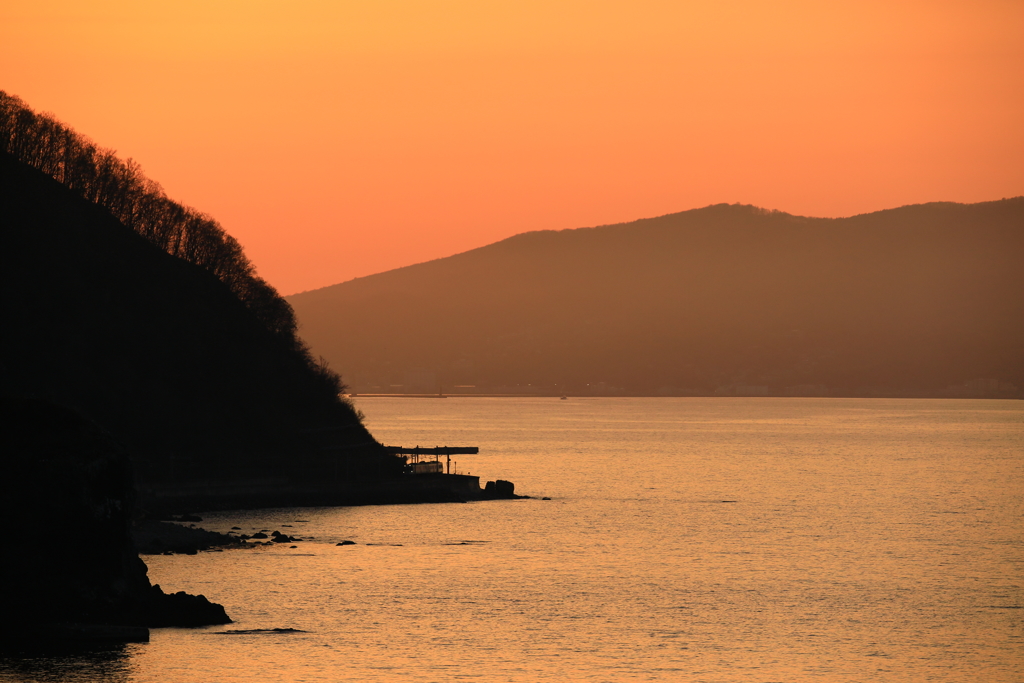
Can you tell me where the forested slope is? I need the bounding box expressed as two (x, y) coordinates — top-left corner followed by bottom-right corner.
(289, 200), (1024, 397)
(0, 94), (402, 509)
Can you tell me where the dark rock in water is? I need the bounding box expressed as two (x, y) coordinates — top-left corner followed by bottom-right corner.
(251, 532), (269, 539)
(138, 585), (231, 628)
(272, 534), (292, 543)
(231, 526), (242, 530)
(483, 479), (517, 499)
(271, 530), (283, 537)
(338, 540), (356, 546)
(0, 398), (231, 641)
(542, 497), (551, 500)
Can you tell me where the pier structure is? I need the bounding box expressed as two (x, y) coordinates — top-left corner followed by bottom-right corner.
(383, 445), (479, 475)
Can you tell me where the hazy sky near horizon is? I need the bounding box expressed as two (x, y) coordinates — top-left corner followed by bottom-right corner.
(3, 1), (1022, 294)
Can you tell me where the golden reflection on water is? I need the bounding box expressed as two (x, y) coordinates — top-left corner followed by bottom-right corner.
(4, 398), (1021, 682)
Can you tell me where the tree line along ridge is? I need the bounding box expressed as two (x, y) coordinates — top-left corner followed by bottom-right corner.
(0, 90), (347, 405)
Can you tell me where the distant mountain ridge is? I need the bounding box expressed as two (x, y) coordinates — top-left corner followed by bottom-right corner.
(288, 200), (1024, 397)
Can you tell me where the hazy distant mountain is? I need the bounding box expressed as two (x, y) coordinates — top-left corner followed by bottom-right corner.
(288, 200), (1024, 397)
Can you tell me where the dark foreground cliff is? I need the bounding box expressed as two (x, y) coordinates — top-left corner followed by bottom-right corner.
(1, 399), (230, 643)
(0, 149), (405, 511)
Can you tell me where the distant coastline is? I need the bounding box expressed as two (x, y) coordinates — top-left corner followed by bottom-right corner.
(351, 388), (1023, 399)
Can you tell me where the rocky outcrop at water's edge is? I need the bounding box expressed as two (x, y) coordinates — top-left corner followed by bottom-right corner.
(0, 398), (231, 644)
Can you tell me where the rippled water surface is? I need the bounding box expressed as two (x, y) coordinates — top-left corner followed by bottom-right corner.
(4, 398), (1022, 682)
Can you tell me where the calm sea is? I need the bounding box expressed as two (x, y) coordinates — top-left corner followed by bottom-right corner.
(4, 398), (1022, 682)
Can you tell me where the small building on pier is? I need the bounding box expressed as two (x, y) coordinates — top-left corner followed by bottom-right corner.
(383, 445), (479, 475)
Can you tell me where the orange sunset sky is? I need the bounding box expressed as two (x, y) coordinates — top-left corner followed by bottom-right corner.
(3, 0), (1022, 295)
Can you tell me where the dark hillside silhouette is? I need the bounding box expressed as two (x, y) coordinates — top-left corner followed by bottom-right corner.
(0, 91), (298, 340)
(0, 95), (406, 510)
(288, 201), (1024, 397)
(1, 151), (400, 505)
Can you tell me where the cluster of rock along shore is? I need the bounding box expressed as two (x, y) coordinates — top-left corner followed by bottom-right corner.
(134, 517), (362, 553)
(2, 398), (231, 644)
(2, 398), (524, 645)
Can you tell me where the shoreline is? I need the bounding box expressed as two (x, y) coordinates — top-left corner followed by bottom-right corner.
(133, 519), (251, 555)
(350, 393), (1024, 400)
(141, 473), (526, 516)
